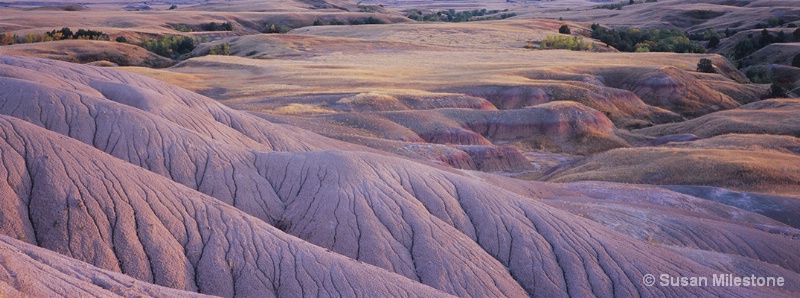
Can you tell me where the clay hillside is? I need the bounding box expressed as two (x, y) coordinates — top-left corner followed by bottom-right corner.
(0, 0), (799, 297)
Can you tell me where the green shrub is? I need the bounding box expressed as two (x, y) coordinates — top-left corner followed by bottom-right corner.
(733, 39), (756, 60)
(201, 22), (233, 31)
(767, 17), (784, 27)
(744, 66), (771, 84)
(697, 58), (714, 73)
(115, 36), (128, 43)
(408, 8), (513, 22)
(559, 24), (571, 34)
(591, 25), (705, 53)
(140, 35), (195, 59)
(707, 35), (720, 48)
(347, 16), (385, 25)
(540, 35), (592, 51)
(1, 27), (108, 45)
(209, 43), (231, 55)
(595, 2), (627, 10)
(769, 84), (787, 98)
(175, 24), (192, 32)
(792, 53), (800, 68)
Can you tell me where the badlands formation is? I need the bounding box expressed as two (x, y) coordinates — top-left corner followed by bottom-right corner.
(0, 0), (799, 297)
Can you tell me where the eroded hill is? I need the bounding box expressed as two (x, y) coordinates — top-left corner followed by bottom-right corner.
(1, 55), (799, 297)
(1, 0), (799, 297)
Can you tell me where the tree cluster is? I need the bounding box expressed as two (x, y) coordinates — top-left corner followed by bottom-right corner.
(201, 22), (233, 32)
(1, 27), (107, 46)
(590, 24), (705, 53)
(140, 35), (195, 59)
(539, 35), (592, 51)
(209, 43), (231, 55)
(406, 8), (513, 22)
(732, 29), (794, 62)
(697, 58), (714, 73)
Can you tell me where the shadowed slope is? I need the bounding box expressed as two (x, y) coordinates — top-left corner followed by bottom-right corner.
(0, 115), (454, 297)
(637, 99), (800, 138)
(378, 102), (629, 154)
(0, 40), (173, 68)
(0, 235), (213, 298)
(666, 185), (800, 228)
(592, 64), (763, 118)
(3, 114), (798, 297)
(543, 146), (800, 196)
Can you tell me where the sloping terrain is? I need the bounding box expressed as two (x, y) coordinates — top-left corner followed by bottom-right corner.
(636, 99), (800, 138)
(543, 141), (800, 196)
(505, 0), (800, 32)
(0, 40), (173, 68)
(2, 0), (800, 296)
(741, 43), (800, 67)
(0, 114), (455, 298)
(0, 236), (213, 298)
(1, 55), (799, 297)
(125, 22), (765, 176)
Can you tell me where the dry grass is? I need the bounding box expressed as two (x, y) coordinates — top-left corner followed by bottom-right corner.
(4, 0), (794, 185)
(0, 40), (172, 67)
(544, 146), (800, 196)
(664, 133), (800, 154)
(149, 31), (744, 107)
(113, 66), (212, 91)
(745, 43), (800, 67)
(505, 0), (800, 33)
(636, 99), (800, 138)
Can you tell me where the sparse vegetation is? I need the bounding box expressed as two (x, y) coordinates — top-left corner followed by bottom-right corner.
(731, 29), (791, 63)
(707, 35), (720, 48)
(685, 10), (724, 20)
(744, 66), (771, 84)
(264, 23), (292, 33)
(407, 8), (515, 22)
(0, 32), (14, 46)
(174, 24), (192, 32)
(769, 84), (787, 98)
(356, 1), (375, 12)
(697, 58), (715, 73)
(767, 17), (785, 28)
(201, 22), (233, 32)
(594, 2), (627, 10)
(0, 27), (108, 46)
(209, 43), (231, 55)
(539, 35), (592, 51)
(350, 16), (385, 25)
(590, 25), (705, 53)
